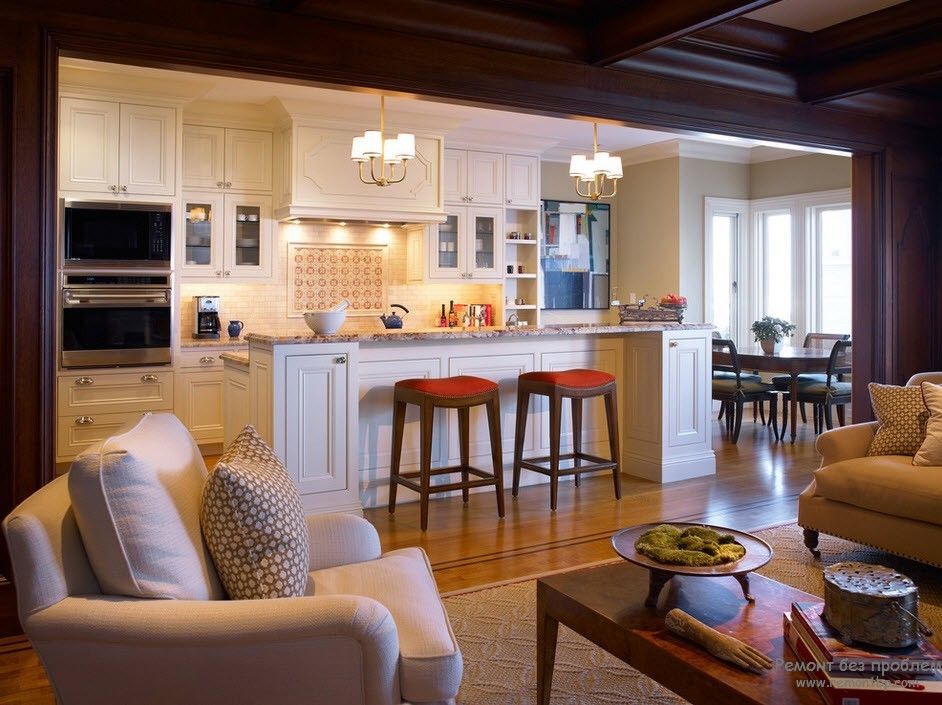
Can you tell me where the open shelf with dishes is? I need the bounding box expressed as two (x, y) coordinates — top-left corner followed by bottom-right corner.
(503, 206), (541, 326)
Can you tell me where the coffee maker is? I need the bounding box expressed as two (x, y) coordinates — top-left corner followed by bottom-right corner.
(194, 295), (221, 339)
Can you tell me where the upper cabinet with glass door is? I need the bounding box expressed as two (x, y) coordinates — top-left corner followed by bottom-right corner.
(427, 206), (502, 281)
(180, 192), (272, 280)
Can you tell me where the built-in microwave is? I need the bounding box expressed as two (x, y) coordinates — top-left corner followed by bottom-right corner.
(63, 202), (171, 268)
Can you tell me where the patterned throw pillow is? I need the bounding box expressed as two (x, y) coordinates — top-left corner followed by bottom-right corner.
(867, 383), (929, 457)
(201, 426), (309, 599)
(914, 383), (942, 466)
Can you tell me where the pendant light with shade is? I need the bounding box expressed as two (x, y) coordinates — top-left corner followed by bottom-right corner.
(350, 95), (416, 187)
(569, 122), (622, 200)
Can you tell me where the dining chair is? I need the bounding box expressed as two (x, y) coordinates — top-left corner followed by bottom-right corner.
(780, 339), (852, 437)
(712, 331), (767, 426)
(772, 332), (849, 426)
(712, 338), (779, 443)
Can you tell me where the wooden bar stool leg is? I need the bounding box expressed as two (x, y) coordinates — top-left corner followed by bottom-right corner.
(512, 387), (530, 497)
(604, 388), (621, 500)
(388, 398), (407, 515)
(485, 393), (505, 518)
(571, 396), (583, 487)
(549, 390), (562, 511)
(419, 399), (434, 531)
(458, 406), (470, 504)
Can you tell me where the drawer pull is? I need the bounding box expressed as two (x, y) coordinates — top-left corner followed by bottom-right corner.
(75, 416), (94, 426)
(140, 374), (159, 383)
(75, 376), (94, 386)
(200, 356), (216, 364)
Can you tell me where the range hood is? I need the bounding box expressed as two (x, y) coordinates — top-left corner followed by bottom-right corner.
(274, 111), (447, 225)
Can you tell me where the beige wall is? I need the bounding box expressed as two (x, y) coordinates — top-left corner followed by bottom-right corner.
(613, 156), (680, 308)
(750, 154), (850, 199)
(679, 158), (750, 323)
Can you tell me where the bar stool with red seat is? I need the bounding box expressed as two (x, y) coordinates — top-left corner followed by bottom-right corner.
(389, 375), (505, 531)
(512, 368), (621, 510)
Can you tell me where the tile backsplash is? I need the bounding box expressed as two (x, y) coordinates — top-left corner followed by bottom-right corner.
(179, 221), (503, 338)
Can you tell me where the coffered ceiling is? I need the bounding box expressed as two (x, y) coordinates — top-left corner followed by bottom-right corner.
(212, 0), (942, 127)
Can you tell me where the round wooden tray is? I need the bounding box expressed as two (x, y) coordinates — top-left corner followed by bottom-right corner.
(612, 523), (773, 607)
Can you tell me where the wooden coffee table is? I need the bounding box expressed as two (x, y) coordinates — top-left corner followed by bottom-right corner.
(537, 561), (823, 705)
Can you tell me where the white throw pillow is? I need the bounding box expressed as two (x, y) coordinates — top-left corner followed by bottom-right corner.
(68, 413), (224, 600)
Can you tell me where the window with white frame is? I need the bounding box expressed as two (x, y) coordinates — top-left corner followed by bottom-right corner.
(704, 189), (851, 346)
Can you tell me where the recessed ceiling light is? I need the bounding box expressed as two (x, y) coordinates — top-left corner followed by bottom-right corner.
(338, 221), (347, 227)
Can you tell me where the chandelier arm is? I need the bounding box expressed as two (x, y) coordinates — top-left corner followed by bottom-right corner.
(357, 161), (373, 186)
(387, 164), (407, 185)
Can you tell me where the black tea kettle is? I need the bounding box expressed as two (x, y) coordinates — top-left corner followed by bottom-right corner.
(380, 304), (409, 329)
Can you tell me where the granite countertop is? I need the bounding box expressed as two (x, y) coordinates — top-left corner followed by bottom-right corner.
(180, 337), (250, 349)
(245, 322), (713, 346)
(219, 351), (249, 367)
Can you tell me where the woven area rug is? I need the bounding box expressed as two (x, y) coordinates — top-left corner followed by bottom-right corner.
(443, 523), (942, 705)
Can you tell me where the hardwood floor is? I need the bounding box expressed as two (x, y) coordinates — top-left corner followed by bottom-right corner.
(0, 414), (821, 704)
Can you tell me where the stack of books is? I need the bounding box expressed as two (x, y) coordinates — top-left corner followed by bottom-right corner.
(783, 601), (942, 704)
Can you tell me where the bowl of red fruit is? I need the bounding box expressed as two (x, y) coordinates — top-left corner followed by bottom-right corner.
(658, 294), (687, 321)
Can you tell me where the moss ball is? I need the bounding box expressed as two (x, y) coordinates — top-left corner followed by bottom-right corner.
(634, 524), (745, 567)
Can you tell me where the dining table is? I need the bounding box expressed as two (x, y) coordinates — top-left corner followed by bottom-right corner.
(712, 345), (833, 442)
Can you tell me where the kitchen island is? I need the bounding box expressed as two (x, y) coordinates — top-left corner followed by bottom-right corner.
(238, 323), (715, 514)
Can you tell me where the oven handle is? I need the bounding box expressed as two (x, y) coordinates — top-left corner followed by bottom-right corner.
(63, 290), (171, 306)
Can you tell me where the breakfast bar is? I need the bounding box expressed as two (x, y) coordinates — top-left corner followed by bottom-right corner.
(238, 323), (716, 513)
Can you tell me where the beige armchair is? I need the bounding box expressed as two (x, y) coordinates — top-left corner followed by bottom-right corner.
(799, 372), (942, 568)
(3, 414), (461, 705)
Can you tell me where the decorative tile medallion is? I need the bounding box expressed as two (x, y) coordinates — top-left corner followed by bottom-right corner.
(287, 242), (387, 316)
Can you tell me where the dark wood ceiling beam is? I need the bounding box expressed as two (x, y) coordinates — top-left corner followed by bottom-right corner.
(588, 0), (780, 66)
(801, 35), (942, 103)
(685, 17), (806, 63)
(810, 0), (942, 59)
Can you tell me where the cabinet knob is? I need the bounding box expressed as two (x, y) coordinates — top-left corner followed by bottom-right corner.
(109, 185), (118, 193)
(226, 181), (232, 188)
(506, 199), (512, 204)
(120, 185), (128, 192)
(333, 356), (347, 365)
(74, 416), (94, 426)
(140, 374), (159, 383)
(217, 181), (225, 188)
(200, 356), (215, 364)
(224, 270), (231, 277)
(75, 376), (94, 386)
(215, 270), (222, 276)
(669, 341), (679, 348)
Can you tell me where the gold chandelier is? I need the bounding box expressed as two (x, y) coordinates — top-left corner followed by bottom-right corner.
(350, 96), (415, 187)
(569, 122), (623, 200)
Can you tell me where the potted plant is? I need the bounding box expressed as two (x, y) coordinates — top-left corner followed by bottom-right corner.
(751, 316), (796, 354)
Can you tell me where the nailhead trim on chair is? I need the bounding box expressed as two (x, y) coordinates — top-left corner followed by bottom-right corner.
(798, 522), (942, 568)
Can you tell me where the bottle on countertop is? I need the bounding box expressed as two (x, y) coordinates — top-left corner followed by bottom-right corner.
(447, 300), (458, 328)
(439, 303), (447, 328)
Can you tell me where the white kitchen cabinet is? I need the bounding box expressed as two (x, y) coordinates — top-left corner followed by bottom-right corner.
(180, 192), (272, 280)
(251, 342), (359, 513)
(622, 330), (714, 482)
(444, 149), (502, 205)
(223, 361), (250, 447)
(56, 368), (174, 463)
(427, 205), (503, 281)
(182, 125), (273, 192)
(666, 333), (709, 450)
(174, 370), (226, 444)
(504, 154), (540, 207)
(59, 97), (175, 196)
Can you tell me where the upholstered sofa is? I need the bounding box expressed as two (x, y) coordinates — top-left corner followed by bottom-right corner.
(3, 413), (461, 705)
(799, 372), (942, 568)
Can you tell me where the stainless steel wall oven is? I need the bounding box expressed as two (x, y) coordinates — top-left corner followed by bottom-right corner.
(61, 272), (172, 368)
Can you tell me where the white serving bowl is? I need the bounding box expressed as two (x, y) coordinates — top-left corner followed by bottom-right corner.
(303, 310), (346, 335)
